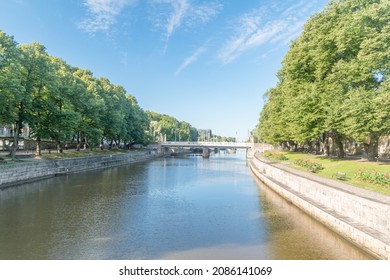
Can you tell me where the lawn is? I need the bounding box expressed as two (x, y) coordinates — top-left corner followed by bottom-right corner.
(0, 148), (142, 162)
(39, 148), (131, 159)
(261, 150), (390, 195)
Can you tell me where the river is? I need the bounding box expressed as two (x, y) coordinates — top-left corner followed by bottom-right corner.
(0, 151), (374, 259)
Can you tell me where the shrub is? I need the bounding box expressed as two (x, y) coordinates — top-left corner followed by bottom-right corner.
(294, 158), (324, 173)
(355, 169), (390, 186)
(263, 151), (288, 161)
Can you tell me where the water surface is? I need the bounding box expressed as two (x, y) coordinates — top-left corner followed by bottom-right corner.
(0, 152), (374, 259)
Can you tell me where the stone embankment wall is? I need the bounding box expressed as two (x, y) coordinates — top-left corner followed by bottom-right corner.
(0, 151), (159, 188)
(250, 155), (390, 260)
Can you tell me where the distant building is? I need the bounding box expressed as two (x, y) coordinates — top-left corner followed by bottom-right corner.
(0, 125), (13, 138)
(0, 123), (30, 150)
(0, 124), (29, 138)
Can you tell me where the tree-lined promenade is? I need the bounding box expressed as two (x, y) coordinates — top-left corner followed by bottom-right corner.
(0, 31), (153, 158)
(255, 0), (389, 161)
(0, 29), (216, 159)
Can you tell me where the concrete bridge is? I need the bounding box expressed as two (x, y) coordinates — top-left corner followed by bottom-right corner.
(160, 141), (252, 157)
(160, 141), (251, 148)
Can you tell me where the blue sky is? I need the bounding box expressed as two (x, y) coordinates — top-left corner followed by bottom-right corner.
(0, 0), (328, 140)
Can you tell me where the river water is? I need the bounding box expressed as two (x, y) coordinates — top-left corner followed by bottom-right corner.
(0, 151), (374, 259)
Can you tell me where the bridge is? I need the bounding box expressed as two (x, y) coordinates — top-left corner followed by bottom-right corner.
(160, 141), (252, 149)
(160, 141), (252, 158)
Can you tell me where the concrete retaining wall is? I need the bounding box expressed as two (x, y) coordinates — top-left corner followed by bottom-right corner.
(0, 151), (159, 188)
(250, 155), (390, 259)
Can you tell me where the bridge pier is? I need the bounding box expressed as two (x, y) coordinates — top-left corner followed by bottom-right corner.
(202, 147), (209, 158)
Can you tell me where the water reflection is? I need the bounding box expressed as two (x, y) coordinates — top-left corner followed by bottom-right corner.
(0, 152), (375, 259)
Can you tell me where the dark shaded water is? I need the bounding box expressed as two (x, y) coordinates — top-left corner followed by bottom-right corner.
(0, 152), (374, 259)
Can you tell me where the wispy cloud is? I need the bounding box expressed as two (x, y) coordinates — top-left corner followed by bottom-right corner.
(151, 0), (222, 51)
(79, 0), (135, 33)
(164, 0), (190, 49)
(175, 44), (207, 75)
(218, 0), (322, 63)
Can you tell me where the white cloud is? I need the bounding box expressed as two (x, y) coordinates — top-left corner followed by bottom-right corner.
(218, 1), (323, 63)
(164, 0), (190, 48)
(175, 44), (207, 75)
(151, 0), (222, 51)
(79, 0), (135, 33)
(187, 2), (222, 26)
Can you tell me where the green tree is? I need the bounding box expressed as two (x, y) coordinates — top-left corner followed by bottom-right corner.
(46, 57), (80, 152)
(125, 95), (150, 146)
(0, 31), (21, 125)
(256, 0), (390, 160)
(71, 68), (105, 150)
(0, 31), (23, 158)
(18, 42), (54, 156)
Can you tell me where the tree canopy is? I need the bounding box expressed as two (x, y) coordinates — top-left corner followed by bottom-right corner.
(147, 111), (198, 142)
(0, 30), (161, 155)
(255, 0), (390, 160)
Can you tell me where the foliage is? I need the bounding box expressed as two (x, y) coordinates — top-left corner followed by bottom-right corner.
(354, 169), (390, 186)
(147, 111), (198, 142)
(255, 0), (390, 161)
(294, 158), (324, 173)
(0, 31), (22, 124)
(265, 150), (390, 194)
(263, 150), (289, 161)
(0, 29), (167, 154)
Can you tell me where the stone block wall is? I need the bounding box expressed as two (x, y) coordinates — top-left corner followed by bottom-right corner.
(250, 156), (390, 259)
(0, 151), (157, 188)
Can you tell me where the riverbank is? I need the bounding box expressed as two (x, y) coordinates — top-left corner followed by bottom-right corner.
(260, 150), (390, 194)
(249, 154), (390, 259)
(0, 149), (161, 189)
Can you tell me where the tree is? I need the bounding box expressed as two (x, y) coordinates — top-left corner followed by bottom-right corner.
(0, 31), (21, 124)
(146, 111), (198, 142)
(123, 95), (150, 146)
(0, 31), (23, 158)
(256, 0), (390, 160)
(71, 68), (105, 150)
(1, 28), (198, 155)
(46, 57), (80, 152)
(19, 42), (56, 155)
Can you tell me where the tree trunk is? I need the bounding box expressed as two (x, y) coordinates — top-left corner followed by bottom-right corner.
(35, 137), (42, 156)
(331, 131), (345, 158)
(365, 135), (379, 161)
(335, 138), (345, 158)
(100, 138), (104, 150)
(76, 132), (81, 151)
(10, 121), (20, 160)
(315, 141), (321, 154)
(324, 136), (330, 156)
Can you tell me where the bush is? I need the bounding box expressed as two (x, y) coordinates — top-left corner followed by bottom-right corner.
(294, 158), (324, 173)
(263, 151), (288, 161)
(355, 169), (390, 186)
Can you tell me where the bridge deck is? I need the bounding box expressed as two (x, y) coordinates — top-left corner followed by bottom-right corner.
(160, 141), (252, 149)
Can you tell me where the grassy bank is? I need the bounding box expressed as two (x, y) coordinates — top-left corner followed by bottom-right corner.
(0, 148), (147, 163)
(39, 149), (137, 159)
(261, 150), (390, 195)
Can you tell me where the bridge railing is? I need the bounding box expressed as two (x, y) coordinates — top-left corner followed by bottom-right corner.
(160, 141), (252, 148)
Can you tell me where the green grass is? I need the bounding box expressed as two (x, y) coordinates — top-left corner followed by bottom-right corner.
(1, 148), (142, 162)
(39, 148), (130, 159)
(261, 150), (390, 195)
